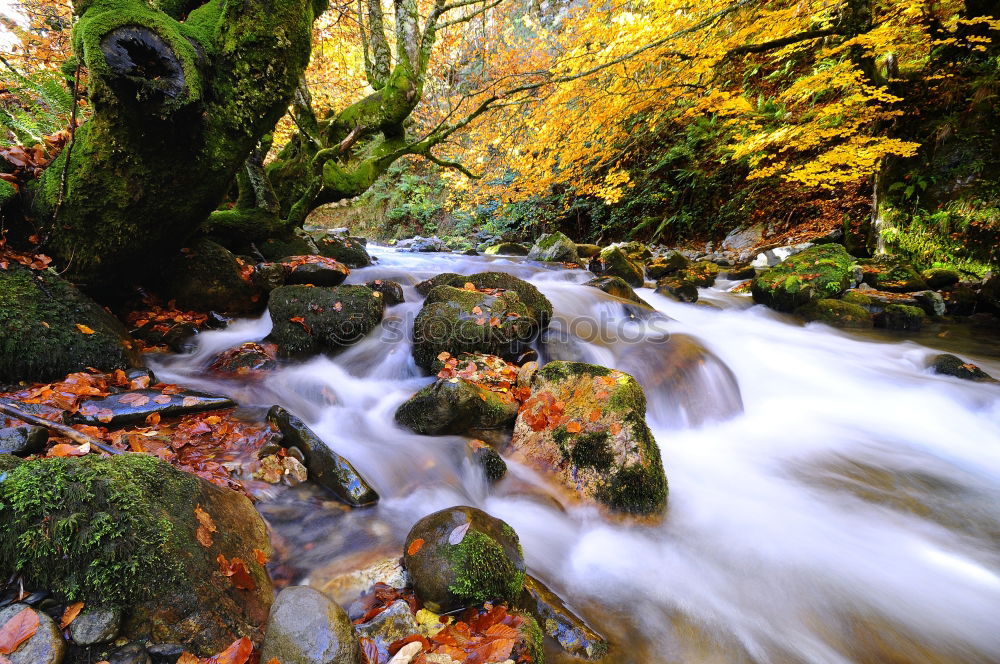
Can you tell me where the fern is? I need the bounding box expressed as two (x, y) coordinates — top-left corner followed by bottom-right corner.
(0, 68), (76, 147)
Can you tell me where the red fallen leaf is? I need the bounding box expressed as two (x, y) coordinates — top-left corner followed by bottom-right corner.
(0, 606), (40, 654)
(407, 538), (425, 556)
(289, 316), (312, 334)
(217, 555), (255, 591)
(253, 548), (269, 565)
(195, 504), (216, 548)
(205, 636), (253, 664)
(388, 634), (431, 655)
(566, 421), (581, 433)
(59, 601), (84, 630)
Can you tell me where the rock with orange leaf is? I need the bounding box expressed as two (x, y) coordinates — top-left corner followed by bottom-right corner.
(510, 362), (667, 515)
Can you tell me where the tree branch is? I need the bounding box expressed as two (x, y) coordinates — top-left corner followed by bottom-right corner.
(0, 400), (122, 455)
(725, 27), (842, 57)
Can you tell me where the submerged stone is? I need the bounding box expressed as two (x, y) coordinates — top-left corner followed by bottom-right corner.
(520, 574), (608, 660)
(930, 354), (995, 382)
(403, 506), (525, 613)
(751, 244), (856, 312)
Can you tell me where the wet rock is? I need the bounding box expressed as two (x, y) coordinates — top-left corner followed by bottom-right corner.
(874, 303), (925, 331)
(0, 604), (65, 664)
(316, 554), (410, 605)
(510, 362), (667, 515)
(398, 236), (448, 253)
(108, 643), (152, 664)
(796, 299), (873, 328)
(751, 244), (856, 312)
(259, 586), (362, 664)
(750, 241), (813, 268)
(0, 263), (136, 384)
(840, 290), (873, 309)
(267, 285), (385, 357)
(411, 286), (535, 371)
(470, 440), (507, 482)
(483, 242), (529, 256)
(644, 251), (689, 280)
(583, 276), (650, 307)
(921, 267), (961, 289)
(365, 279), (405, 306)
(415, 272), (463, 296)
(723, 263), (757, 281)
(159, 238), (262, 314)
(520, 574), (608, 660)
(588, 246), (643, 287)
(913, 290), (946, 317)
(679, 260), (720, 287)
(252, 261), (287, 292)
(258, 230), (320, 260)
(615, 241), (653, 262)
(403, 506), (525, 613)
(268, 405), (379, 507)
(575, 243), (602, 259)
(69, 606), (122, 645)
(315, 234), (373, 267)
(415, 272), (552, 329)
(861, 259), (927, 293)
(146, 643), (185, 664)
(941, 285), (979, 315)
(930, 354), (995, 382)
(0, 455), (273, 654)
(527, 231), (580, 264)
(0, 425), (47, 456)
(209, 342), (277, 376)
(71, 389), (235, 427)
(355, 600), (419, 646)
(278, 256), (351, 287)
(395, 378), (519, 435)
(721, 224), (764, 253)
(654, 277), (698, 303)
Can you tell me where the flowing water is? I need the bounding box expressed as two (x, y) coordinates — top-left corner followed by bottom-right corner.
(153, 247), (1000, 664)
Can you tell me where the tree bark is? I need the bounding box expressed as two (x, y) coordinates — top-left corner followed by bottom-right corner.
(28, 0), (324, 288)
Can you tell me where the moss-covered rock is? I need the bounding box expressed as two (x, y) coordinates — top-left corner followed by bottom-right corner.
(723, 263), (757, 281)
(751, 244), (856, 312)
(365, 279), (404, 305)
(314, 234), (372, 267)
(520, 574), (608, 660)
(796, 299), (873, 328)
(411, 286), (535, 371)
(588, 246), (644, 287)
(840, 290), (873, 309)
(276, 255), (351, 287)
(645, 251), (689, 280)
(395, 378), (520, 435)
(654, 277), (698, 303)
(875, 303), (925, 331)
(158, 238), (262, 314)
(267, 285), (385, 357)
(679, 260), (720, 288)
(0, 264), (135, 383)
(470, 440), (507, 482)
(417, 272), (553, 330)
(615, 241), (652, 262)
(930, 353), (995, 382)
(574, 243), (602, 258)
(258, 230), (320, 261)
(415, 272), (464, 296)
(0, 454), (273, 655)
(511, 362), (667, 515)
(583, 276), (650, 307)
(942, 284), (979, 315)
(862, 260), (928, 293)
(484, 242), (529, 256)
(403, 506), (525, 613)
(921, 267), (961, 289)
(527, 232), (580, 264)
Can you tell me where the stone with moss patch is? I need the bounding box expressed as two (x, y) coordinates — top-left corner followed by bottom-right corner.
(258, 230), (320, 261)
(589, 246), (644, 287)
(510, 362), (667, 515)
(314, 234), (372, 267)
(395, 378), (519, 435)
(583, 276), (650, 307)
(615, 241), (652, 262)
(679, 261), (720, 288)
(796, 299), (873, 328)
(875, 303), (925, 331)
(921, 267), (961, 289)
(862, 260), (928, 293)
(0, 264), (136, 383)
(751, 244), (856, 312)
(0, 454), (273, 654)
(527, 232), (580, 264)
(840, 290), (873, 309)
(654, 277), (698, 303)
(158, 238), (262, 314)
(484, 242), (529, 256)
(267, 284), (385, 357)
(930, 354), (995, 382)
(403, 506), (525, 613)
(645, 251), (689, 280)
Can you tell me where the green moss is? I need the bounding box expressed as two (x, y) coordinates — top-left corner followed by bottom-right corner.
(596, 442), (668, 515)
(751, 244), (855, 312)
(445, 531), (525, 607)
(268, 284), (384, 356)
(0, 455), (192, 607)
(512, 610), (545, 664)
(0, 179), (16, 207)
(428, 272), (553, 328)
(840, 291), (873, 308)
(594, 246), (644, 287)
(796, 299), (873, 328)
(680, 260), (720, 288)
(537, 361), (613, 383)
(568, 432), (614, 469)
(876, 303), (925, 331)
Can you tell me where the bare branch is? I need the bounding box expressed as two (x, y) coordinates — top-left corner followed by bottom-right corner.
(725, 27), (841, 57)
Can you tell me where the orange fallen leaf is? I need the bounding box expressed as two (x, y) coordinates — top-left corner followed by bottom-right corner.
(463, 282), (476, 290)
(59, 602), (84, 630)
(589, 408), (602, 422)
(75, 324), (95, 335)
(119, 392), (150, 407)
(207, 636), (253, 664)
(253, 548), (269, 565)
(217, 554), (255, 590)
(145, 412), (161, 426)
(566, 421), (581, 433)
(471, 306), (483, 315)
(176, 654), (199, 664)
(407, 538), (425, 556)
(49, 442), (91, 457)
(0, 606), (39, 654)
(610, 422), (622, 435)
(195, 504), (217, 548)
(289, 316), (312, 334)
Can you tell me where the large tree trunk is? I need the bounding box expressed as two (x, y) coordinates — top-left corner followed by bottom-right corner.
(29, 0), (324, 287)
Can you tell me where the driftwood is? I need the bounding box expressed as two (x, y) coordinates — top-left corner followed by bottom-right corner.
(0, 400), (122, 455)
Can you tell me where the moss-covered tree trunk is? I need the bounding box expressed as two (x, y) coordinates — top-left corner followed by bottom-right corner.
(28, 0), (324, 286)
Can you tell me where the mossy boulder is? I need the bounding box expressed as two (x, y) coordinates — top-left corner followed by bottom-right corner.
(645, 251), (689, 280)
(403, 506), (525, 613)
(875, 303), (925, 331)
(583, 276), (650, 307)
(841, 290), (873, 309)
(930, 354), (995, 382)
(314, 234), (372, 268)
(679, 260), (720, 288)
(267, 285), (385, 357)
(411, 286), (535, 371)
(511, 362), (667, 515)
(0, 264), (135, 383)
(588, 246), (644, 287)
(751, 244), (856, 312)
(654, 277), (698, 303)
(419, 272), (553, 329)
(258, 230), (320, 261)
(527, 232), (580, 264)
(158, 239), (262, 314)
(921, 267), (961, 289)
(484, 242), (529, 256)
(395, 378), (520, 435)
(415, 272), (464, 296)
(365, 279), (404, 305)
(862, 260), (928, 293)
(796, 299), (873, 328)
(575, 243), (602, 258)
(0, 455), (273, 655)
(276, 255), (351, 287)
(615, 241), (652, 262)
